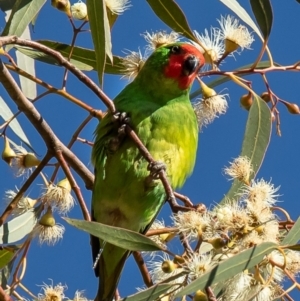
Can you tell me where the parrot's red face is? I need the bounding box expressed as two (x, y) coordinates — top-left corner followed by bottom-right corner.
(164, 43), (205, 90)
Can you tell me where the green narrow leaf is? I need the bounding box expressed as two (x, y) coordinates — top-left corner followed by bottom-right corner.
(281, 217), (300, 245)
(64, 218), (164, 252)
(146, 0), (195, 41)
(220, 95), (272, 204)
(17, 26), (37, 100)
(284, 244), (300, 251)
(1, 0), (46, 42)
(16, 44), (122, 73)
(250, 0), (273, 40)
(0, 247), (16, 269)
(175, 242), (277, 297)
(0, 96), (32, 148)
(15, 45), (94, 71)
(37, 40), (124, 74)
(0, 205), (43, 244)
(120, 284), (175, 301)
(219, 0), (264, 40)
(0, 256), (15, 288)
(87, 0), (112, 85)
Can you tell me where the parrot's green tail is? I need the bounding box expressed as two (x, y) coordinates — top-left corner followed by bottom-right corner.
(95, 247), (130, 301)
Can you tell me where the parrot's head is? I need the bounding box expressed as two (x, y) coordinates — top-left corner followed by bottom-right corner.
(162, 43), (205, 90)
(137, 43), (205, 93)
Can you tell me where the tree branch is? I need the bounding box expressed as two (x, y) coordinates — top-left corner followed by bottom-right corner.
(0, 59), (94, 190)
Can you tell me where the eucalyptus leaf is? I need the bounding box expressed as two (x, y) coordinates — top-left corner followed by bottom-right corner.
(250, 0), (273, 40)
(15, 45), (93, 71)
(0, 96), (32, 148)
(0, 256), (15, 288)
(64, 218), (164, 252)
(16, 26), (37, 100)
(281, 217), (300, 245)
(284, 244), (300, 251)
(220, 95), (271, 204)
(2, 0), (46, 49)
(175, 242), (277, 297)
(37, 40), (124, 74)
(87, 0), (112, 85)
(120, 284), (175, 301)
(146, 0), (195, 41)
(0, 205), (43, 244)
(0, 248), (15, 269)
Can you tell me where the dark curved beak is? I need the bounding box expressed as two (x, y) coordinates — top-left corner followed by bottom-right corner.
(183, 55), (199, 76)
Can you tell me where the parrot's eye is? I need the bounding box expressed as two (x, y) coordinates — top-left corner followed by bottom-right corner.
(170, 45), (181, 55)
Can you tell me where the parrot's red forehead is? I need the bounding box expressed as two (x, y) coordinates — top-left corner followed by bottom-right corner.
(180, 44), (204, 57)
(164, 43), (205, 90)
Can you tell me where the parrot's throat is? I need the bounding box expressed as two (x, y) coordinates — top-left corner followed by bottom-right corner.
(164, 55), (196, 90)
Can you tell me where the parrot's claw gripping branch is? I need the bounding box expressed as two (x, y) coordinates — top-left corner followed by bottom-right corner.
(107, 112), (132, 153)
(147, 161), (167, 180)
(112, 111), (131, 138)
(112, 111), (131, 125)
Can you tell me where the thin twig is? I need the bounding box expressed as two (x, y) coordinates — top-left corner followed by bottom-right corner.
(77, 137), (94, 146)
(10, 240), (31, 292)
(205, 286), (217, 301)
(18, 283), (37, 299)
(5, 63), (102, 118)
(146, 227), (178, 237)
(55, 150), (90, 221)
(133, 252), (153, 287)
(0, 286), (13, 301)
(0, 59), (94, 190)
(0, 36), (115, 113)
(61, 21), (88, 88)
(0, 153), (52, 226)
(174, 192), (193, 207)
(51, 114), (95, 182)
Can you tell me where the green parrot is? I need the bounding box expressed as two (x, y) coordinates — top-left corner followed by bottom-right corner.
(91, 42), (205, 301)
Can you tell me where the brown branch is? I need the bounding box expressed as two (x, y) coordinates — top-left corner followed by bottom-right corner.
(0, 286), (13, 301)
(174, 192), (193, 207)
(51, 114), (95, 181)
(205, 286), (217, 301)
(179, 233), (193, 255)
(11, 240), (31, 292)
(0, 36), (115, 113)
(77, 137), (94, 146)
(0, 59), (94, 190)
(68, 114), (95, 149)
(61, 20), (88, 88)
(146, 227), (178, 237)
(133, 252), (153, 287)
(0, 90), (52, 133)
(5, 63), (102, 118)
(55, 150), (90, 221)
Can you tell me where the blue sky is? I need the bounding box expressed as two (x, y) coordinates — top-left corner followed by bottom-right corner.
(1, 0), (300, 299)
